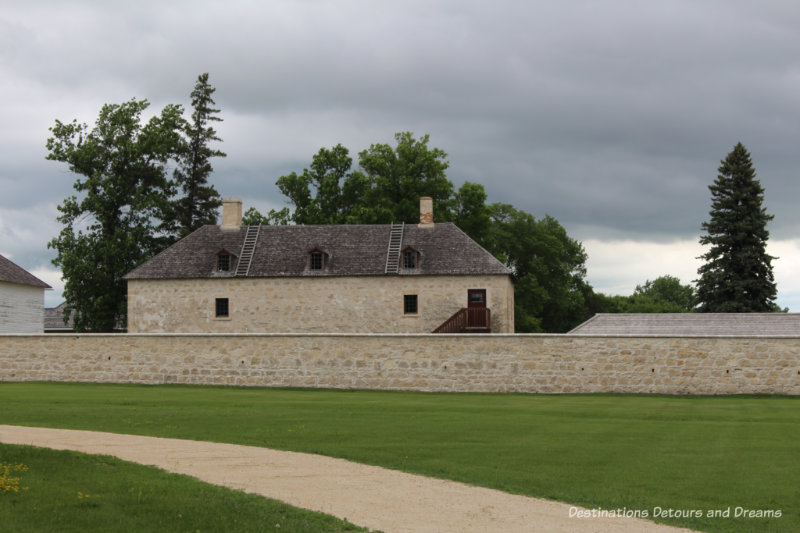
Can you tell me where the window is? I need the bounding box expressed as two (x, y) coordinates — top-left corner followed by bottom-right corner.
(215, 298), (229, 318)
(404, 294), (418, 314)
(310, 252), (324, 270)
(217, 253), (231, 272)
(403, 251), (416, 269)
(470, 291), (485, 305)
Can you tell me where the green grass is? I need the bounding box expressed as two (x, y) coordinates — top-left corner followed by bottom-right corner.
(0, 443), (369, 532)
(1, 382), (799, 532)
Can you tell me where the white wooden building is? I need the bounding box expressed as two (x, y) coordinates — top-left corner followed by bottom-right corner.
(0, 254), (51, 333)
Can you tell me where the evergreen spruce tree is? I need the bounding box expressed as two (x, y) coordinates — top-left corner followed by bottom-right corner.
(695, 142), (777, 312)
(172, 73), (225, 238)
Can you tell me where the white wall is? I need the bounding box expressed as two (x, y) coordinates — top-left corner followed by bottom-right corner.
(0, 281), (45, 333)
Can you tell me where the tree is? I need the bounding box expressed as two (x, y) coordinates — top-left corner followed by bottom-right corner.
(452, 182), (491, 248)
(47, 99), (184, 331)
(590, 275), (696, 314)
(275, 144), (354, 224)
(594, 294), (688, 314)
(277, 133), (454, 225)
(241, 206), (290, 226)
(356, 132), (453, 223)
(485, 204), (589, 332)
(695, 143), (777, 312)
(171, 73), (225, 238)
(633, 275), (695, 311)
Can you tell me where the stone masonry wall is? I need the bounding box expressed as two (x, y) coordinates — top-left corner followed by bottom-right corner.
(1, 334), (799, 394)
(127, 275), (515, 334)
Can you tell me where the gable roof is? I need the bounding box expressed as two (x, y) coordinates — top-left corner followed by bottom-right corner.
(125, 223), (511, 280)
(44, 302), (74, 331)
(0, 254), (51, 289)
(568, 313), (800, 336)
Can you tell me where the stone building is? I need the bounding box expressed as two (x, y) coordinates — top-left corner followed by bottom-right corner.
(125, 197), (515, 333)
(0, 254), (51, 333)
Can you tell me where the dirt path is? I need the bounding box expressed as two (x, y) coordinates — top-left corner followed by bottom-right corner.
(1, 425), (695, 533)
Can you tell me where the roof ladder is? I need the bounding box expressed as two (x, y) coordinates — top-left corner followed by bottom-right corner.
(384, 222), (404, 274)
(235, 224), (261, 277)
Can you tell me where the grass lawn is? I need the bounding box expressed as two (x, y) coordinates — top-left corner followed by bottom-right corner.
(0, 443), (369, 532)
(1, 382), (798, 532)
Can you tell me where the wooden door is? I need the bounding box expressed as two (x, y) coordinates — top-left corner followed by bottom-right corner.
(468, 289), (486, 308)
(467, 289), (488, 328)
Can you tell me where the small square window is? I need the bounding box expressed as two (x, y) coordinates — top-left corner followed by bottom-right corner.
(310, 252), (323, 270)
(215, 298), (229, 318)
(218, 254), (231, 271)
(403, 251), (416, 269)
(404, 294), (418, 314)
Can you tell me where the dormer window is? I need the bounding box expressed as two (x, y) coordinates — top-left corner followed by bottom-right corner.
(217, 251), (232, 272)
(310, 252), (323, 270)
(402, 247), (419, 269)
(308, 249), (327, 270)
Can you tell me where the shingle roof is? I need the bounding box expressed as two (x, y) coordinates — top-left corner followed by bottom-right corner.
(0, 254), (51, 288)
(124, 223), (511, 280)
(44, 302), (74, 331)
(568, 313), (800, 336)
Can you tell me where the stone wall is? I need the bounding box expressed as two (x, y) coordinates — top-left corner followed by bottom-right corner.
(127, 275), (515, 334)
(1, 333), (798, 394)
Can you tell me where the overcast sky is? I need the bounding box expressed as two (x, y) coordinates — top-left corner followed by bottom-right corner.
(2, 1), (799, 310)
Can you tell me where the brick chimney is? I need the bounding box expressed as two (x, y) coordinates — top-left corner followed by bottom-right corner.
(419, 197), (434, 228)
(221, 197), (242, 230)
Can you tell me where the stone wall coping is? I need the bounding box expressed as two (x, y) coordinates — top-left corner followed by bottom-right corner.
(3, 333), (800, 340)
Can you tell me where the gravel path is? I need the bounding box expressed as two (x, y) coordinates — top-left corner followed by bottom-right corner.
(1, 425), (696, 533)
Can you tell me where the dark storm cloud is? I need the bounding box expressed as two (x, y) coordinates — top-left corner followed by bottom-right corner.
(2, 1), (799, 306)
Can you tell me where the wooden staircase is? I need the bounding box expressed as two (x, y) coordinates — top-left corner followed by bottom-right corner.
(384, 222), (404, 274)
(433, 308), (492, 333)
(235, 224), (261, 277)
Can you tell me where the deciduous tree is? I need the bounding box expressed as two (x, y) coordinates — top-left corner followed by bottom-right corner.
(633, 275), (695, 311)
(241, 206), (290, 226)
(356, 132), (453, 223)
(276, 144), (353, 224)
(277, 133), (454, 225)
(485, 204), (589, 332)
(47, 99), (184, 331)
(452, 182), (491, 248)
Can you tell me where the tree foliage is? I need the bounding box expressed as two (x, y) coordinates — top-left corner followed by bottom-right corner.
(47, 99), (184, 331)
(590, 275), (696, 314)
(356, 132), (453, 223)
(593, 294), (689, 314)
(275, 144), (355, 224)
(695, 143), (777, 312)
(48, 74), (226, 331)
(241, 206), (290, 226)
(633, 275), (695, 311)
(274, 133), (453, 225)
(485, 204), (589, 332)
(452, 182), (492, 248)
(171, 73), (225, 238)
